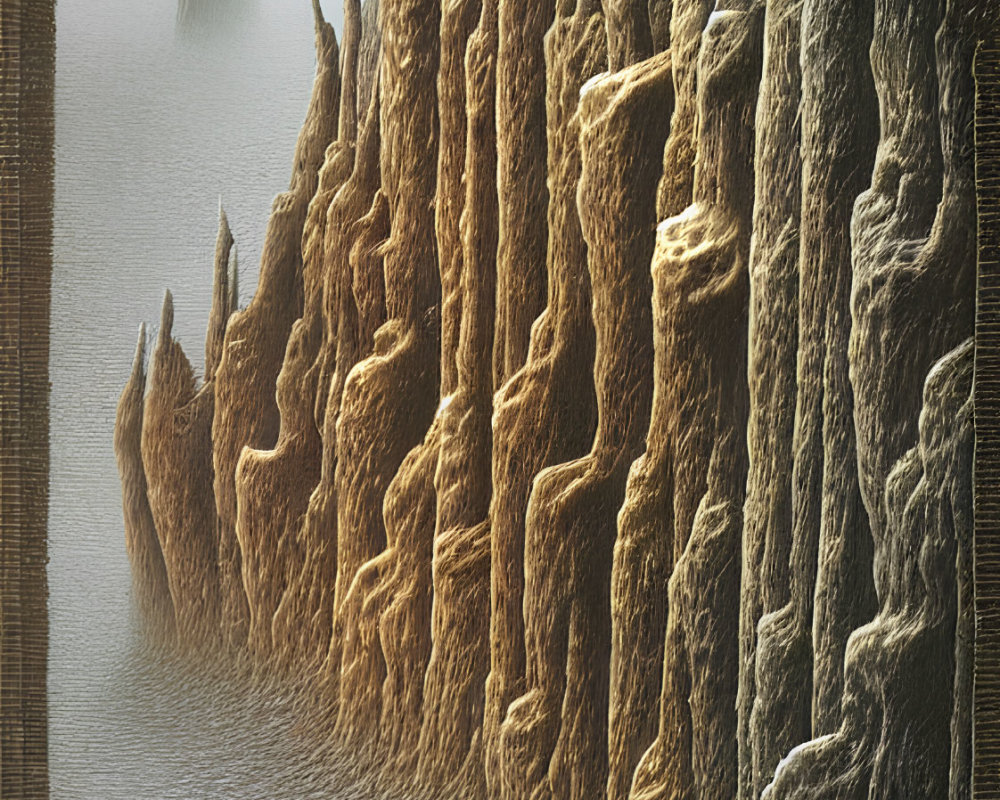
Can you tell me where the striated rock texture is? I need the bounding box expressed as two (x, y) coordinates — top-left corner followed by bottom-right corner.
(627, 6), (762, 799)
(484, 3), (604, 794)
(499, 41), (672, 800)
(417, 0), (498, 794)
(141, 292), (222, 649)
(116, 0), (984, 798)
(212, 1), (340, 651)
(115, 325), (176, 643)
(734, 0), (800, 794)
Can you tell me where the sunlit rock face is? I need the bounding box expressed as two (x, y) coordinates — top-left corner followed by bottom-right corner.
(116, 0), (982, 797)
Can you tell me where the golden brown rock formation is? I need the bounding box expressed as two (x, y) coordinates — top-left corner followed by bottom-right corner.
(115, 0), (985, 797)
(212, 0), (340, 650)
(115, 325), (176, 642)
(418, 0), (497, 794)
(484, 3), (603, 793)
(331, 0), (441, 765)
(141, 292), (222, 649)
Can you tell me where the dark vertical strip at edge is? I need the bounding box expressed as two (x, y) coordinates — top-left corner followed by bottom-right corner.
(975, 27), (1000, 800)
(0, 0), (53, 797)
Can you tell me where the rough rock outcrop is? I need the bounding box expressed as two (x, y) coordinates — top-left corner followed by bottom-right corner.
(116, 0), (983, 797)
(742, 0), (878, 793)
(417, 1), (498, 794)
(331, 0), (441, 763)
(141, 292), (221, 649)
(499, 37), (671, 800)
(492, 0), (555, 387)
(211, 1), (339, 650)
(627, 6), (762, 799)
(483, 3), (604, 794)
(734, 0), (801, 794)
(115, 325), (176, 642)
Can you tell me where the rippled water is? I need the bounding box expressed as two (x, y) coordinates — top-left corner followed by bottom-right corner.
(49, 1), (379, 797)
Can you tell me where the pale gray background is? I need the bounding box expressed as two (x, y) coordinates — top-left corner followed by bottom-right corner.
(48, 1), (383, 797)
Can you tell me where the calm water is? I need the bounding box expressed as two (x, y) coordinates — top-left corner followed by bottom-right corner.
(50, 1), (377, 797)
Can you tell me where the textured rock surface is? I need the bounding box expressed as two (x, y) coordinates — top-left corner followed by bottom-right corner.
(744, 0), (878, 793)
(331, 0), (441, 764)
(628, 7), (761, 799)
(115, 0), (984, 797)
(484, 4), (603, 794)
(115, 325), (176, 642)
(417, 0), (497, 794)
(492, 0), (555, 387)
(141, 292), (221, 649)
(499, 41), (671, 800)
(211, 2), (339, 650)
(734, 0), (800, 794)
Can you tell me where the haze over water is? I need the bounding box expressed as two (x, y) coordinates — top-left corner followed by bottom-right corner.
(50, 1), (371, 797)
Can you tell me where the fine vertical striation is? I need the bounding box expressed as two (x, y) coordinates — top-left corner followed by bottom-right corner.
(484, 3), (604, 794)
(211, 3), (340, 650)
(629, 6), (763, 799)
(205, 207), (235, 383)
(418, 0), (497, 794)
(654, 0), (712, 219)
(763, 340), (973, 799)
(331, 0), (442, 763)
(115, 324), (176, 643)
(141, 292), (221, 649)
(492, 0), (556, 388)
(500, 34), (671, 799)
(437, 0), (482, 397)
(745, 0), (878, 792)
(602, 0), (653, 70)
(734, 0), (801, 795)
(114, 0), (982, 795)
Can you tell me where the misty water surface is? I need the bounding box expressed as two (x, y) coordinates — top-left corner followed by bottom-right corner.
(49, 1), (386, 797)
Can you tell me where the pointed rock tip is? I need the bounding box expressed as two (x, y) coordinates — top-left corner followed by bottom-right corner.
(159, 289), (174, 344)
(131, 322), (147, 377)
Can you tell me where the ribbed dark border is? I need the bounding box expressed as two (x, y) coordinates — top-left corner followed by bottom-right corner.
(0, 1), (53, 797)
(976, 29), (1000, 800)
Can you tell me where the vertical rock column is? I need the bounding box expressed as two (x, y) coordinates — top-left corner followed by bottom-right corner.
(211, 1), (339, 650)
(437, 0), (481, 397)
(270, 2), (386, 671)
(331, 0), (441, 762)
(484, 3), (604, 794)
(607, 3), (711, 792)
(115, 326), (176, 642)
(492, 0), (556, 387)
(654, 0), (713, 219)
(500, 38), (671, 800)
(629, 6), (763, 799)
(734, 0), (801, 796)
(141, 293), (222, 650)
(418, 3), (497, 793)
(602, 0), (653, 69)
(746, 0), (877, 790)
(763, 0), (982, 796)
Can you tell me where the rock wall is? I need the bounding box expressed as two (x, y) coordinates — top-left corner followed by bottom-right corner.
(116, 0), (984, 797)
